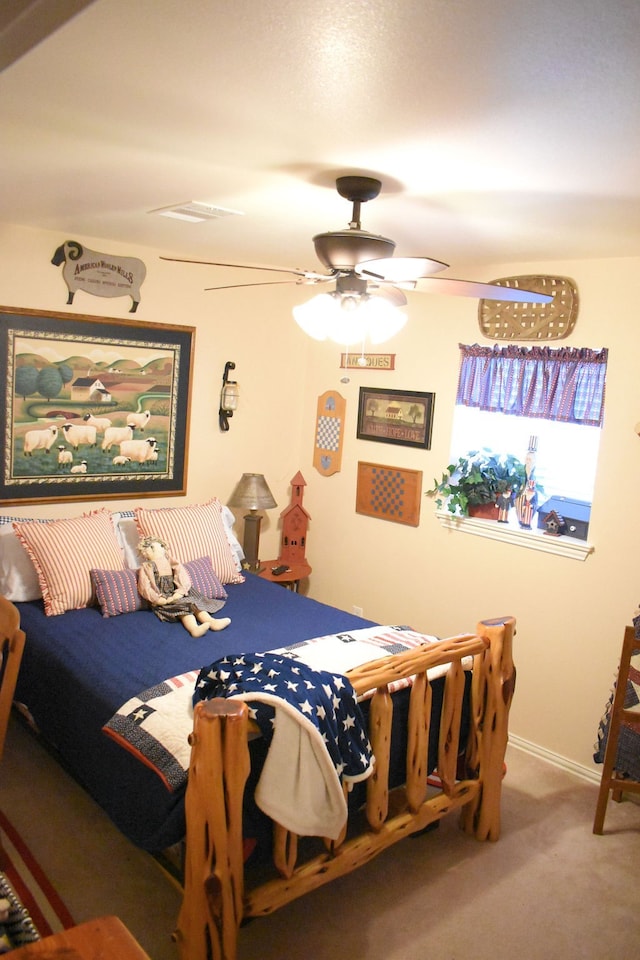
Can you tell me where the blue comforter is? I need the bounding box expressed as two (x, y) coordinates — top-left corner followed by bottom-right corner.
(14, 573), (374, 851)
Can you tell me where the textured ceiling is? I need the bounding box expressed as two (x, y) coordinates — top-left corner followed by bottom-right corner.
(1, 0), (640, 289)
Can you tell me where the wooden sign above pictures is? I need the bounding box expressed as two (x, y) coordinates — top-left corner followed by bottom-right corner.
(51, 240), (147, 314)
(340, 353), (395, 371)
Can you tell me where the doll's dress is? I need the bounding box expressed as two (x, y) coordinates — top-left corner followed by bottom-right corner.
(151, 568), (226, 623)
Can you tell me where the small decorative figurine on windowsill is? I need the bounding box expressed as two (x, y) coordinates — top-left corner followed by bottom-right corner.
(496, 488), (513, 523)
(515, 435), (540, 529)
(137, 536), (230, 637)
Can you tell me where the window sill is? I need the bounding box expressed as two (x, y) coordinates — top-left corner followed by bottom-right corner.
(434, 510), (594, 561)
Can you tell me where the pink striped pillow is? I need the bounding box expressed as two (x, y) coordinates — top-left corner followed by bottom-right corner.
(13, 509), (125, 616)
(91, 567), (146, 617)
(134, 499), (244, 584)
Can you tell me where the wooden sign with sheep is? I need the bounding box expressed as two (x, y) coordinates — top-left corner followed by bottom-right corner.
(51, 240), (146, 313)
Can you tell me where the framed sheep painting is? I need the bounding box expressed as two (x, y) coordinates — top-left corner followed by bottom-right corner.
(0, 306), (195, 505)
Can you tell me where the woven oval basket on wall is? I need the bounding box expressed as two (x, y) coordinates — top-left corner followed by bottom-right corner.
(478, 275), (579, 340)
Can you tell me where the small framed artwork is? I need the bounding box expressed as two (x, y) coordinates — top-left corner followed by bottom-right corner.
(357, 387), (435, 450)
(0, 306), (195, 505)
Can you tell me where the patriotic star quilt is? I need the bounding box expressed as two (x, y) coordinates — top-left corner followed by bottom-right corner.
(194, 652), (374, 838)
(103, 625), (469, 836)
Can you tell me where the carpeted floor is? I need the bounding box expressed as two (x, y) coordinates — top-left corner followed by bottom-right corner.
(1, 805), (76, 944)
(0, 715), (638, 960)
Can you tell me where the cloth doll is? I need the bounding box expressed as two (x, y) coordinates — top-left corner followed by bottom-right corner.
(137, 536), (231, 638)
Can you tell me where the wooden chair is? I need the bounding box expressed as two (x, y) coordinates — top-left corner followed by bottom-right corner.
(7, 915), (151, 958)
(593, 624), (640, 833)
(0, 595), (26, 764)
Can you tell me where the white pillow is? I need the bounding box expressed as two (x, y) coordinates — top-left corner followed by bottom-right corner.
(112, 511), (142, 569)
(221, 504), (245, 571)
(0, 515), (50, 601)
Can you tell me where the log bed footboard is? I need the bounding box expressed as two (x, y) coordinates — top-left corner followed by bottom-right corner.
(175, 616), (516, 960)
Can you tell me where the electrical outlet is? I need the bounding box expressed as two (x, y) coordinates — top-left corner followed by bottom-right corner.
(352, 605), (363, 617)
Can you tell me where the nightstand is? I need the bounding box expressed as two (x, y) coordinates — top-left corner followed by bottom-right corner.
(258, 560), (312, 592)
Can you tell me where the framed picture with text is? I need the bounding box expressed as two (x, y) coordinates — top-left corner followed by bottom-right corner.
(0, 306), (195, 505)
(356, 387), (435, 450)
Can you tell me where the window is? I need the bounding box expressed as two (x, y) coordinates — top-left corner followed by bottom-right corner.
(451, 407), (602, 502)
(441, 344), (608, 556)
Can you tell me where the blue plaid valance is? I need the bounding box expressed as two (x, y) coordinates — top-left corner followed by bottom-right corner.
(456, 344), (608, 427)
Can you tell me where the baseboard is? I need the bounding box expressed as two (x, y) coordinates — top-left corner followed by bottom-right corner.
(508, 733), (600, 785)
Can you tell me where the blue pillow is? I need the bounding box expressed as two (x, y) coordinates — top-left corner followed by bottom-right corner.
(91, 567), (146, 618)
(183, 556), (228, 600)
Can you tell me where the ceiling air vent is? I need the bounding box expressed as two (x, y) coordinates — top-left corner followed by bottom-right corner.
(150, 201), (244, 223)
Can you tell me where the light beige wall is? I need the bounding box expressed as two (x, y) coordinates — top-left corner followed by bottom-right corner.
(0, 222), (313, 532)
(2, 222), (639, 776)
(301, 256), (640, 776)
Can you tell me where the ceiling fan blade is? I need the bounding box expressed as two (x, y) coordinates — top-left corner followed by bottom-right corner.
(160, 255), (330, 282)
(204, 279), (318, 291)
(370, 285), (408, 308)
(415, 276), (553, 303)
(356, 256), (449, 282)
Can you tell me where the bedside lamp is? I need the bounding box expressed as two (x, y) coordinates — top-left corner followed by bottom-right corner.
(228, 473), (277, 571)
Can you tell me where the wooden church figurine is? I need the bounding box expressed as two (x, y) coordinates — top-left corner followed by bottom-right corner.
(278, 471), (311, 566)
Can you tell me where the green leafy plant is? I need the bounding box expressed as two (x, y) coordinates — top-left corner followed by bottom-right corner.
(426, 448), (528, 516)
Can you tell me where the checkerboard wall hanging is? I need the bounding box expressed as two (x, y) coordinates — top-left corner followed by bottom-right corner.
(313, 390), (345, 476)
(355, 461), (422, 526)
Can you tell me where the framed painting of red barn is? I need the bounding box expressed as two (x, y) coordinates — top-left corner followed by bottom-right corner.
(356, 386), (435, 450)
(0, 306), (194, 505)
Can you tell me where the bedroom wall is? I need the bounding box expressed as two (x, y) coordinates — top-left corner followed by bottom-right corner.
(2, 221), (639, 779)
(0, 222), (313, 519)
(300, 255), (640, 780)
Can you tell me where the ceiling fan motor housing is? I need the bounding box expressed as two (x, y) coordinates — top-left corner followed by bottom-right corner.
(335, 273), (367, 298)
(312, 230), (396, 272)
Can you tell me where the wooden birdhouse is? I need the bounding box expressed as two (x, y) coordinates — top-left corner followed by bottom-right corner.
(278, 471), (311, 566)
(542, 509), (566, 537)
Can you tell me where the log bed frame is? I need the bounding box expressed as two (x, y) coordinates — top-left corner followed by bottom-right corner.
(174, 615), (516, 960)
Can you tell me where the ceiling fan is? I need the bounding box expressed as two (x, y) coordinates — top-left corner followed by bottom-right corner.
(161, 175), (552, 345)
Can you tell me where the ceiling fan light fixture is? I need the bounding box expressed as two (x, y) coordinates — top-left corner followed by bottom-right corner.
(293, 293), (339, 340)
(340, 295), (360, 313)
(293, 289), (405, 347)
(364, 296), (407, 344)
(327, 308), (367, 346)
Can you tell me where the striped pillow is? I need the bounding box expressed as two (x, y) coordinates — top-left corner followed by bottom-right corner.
(13, 509), (125, 616)
(134, 499), (244, 584)
(183, 556), (228, 600)
(91, 567), (146, 617)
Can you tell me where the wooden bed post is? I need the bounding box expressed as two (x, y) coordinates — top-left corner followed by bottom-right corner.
(175, 699), (250, 960)
(0, 596), (26, 764)
(461, 615), (516, 841)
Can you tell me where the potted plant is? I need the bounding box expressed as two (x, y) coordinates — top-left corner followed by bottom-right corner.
(426, 448), (528, 519)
